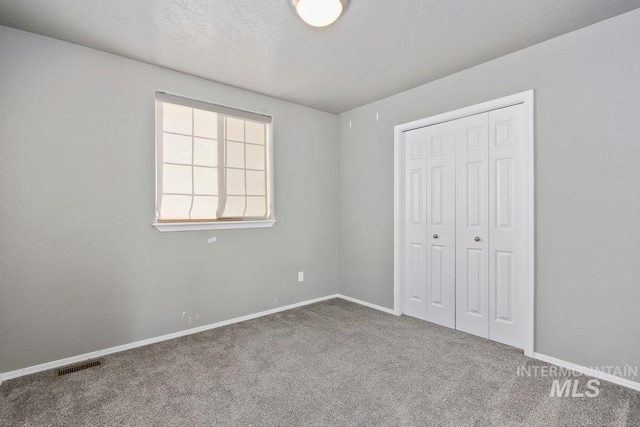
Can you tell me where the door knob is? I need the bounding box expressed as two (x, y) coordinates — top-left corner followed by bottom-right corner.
(433, 234), (439, 239)
(474, 236), (481, 242)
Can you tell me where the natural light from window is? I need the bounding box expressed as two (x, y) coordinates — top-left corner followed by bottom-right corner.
(155, 93), (274, 231)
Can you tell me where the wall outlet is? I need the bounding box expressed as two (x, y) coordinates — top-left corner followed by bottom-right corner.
(298, 271), (304, 282)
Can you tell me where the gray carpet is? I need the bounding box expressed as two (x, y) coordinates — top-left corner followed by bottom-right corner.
(1, 298), (638, 426)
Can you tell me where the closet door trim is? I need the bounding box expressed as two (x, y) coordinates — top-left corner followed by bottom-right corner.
(393, 90), (535, 357)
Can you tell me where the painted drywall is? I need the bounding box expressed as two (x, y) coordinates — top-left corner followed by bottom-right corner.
(3, 1), (640, 114)
(338, 9), (640, 380)
(0, 25), (338, 373)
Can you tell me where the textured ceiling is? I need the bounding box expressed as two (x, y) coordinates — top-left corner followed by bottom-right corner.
(1, 0), (639, 113)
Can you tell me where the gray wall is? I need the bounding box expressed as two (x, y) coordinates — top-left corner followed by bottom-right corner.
(0, 26), (338, 373)
(2, 8), (639, 381)
(338, 9), (640, 379)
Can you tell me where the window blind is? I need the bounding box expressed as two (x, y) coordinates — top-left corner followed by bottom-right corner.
(156, 92), (272, 124)
(156, 93), (271, 222)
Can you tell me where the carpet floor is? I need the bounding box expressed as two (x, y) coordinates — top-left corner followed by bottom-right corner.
(1, 298), (638, 426)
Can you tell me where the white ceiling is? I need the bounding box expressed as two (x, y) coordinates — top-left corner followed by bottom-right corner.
(1, 0), (639, 113)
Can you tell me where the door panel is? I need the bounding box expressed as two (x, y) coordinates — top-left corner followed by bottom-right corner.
(430, 245), (443, 304)
(466, 162), (482, 227)
(409, 243), (425, 302)
(455, 113), (489, 338)
(495, 250), (513, 321)
(489, 105), (526, 348)
(402, 104), (527, 350)
(403, 128), (428, 320)
(466, 248), (483, 314)
(425, 121), (456, 328)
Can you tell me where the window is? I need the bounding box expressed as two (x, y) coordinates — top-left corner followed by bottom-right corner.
(154, 93), (275, 231)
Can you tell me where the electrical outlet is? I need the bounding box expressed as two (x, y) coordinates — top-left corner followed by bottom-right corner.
(298, 271), (304, 282)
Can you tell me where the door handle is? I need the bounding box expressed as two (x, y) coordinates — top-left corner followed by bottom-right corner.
(474, 236), (481, 242)
(433, 234), (438, 239)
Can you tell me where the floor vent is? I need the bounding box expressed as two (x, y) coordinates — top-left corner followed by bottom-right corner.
(55, 359), (104, 377)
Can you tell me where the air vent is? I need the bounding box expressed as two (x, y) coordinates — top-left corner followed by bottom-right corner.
(55, 358), (104, 377)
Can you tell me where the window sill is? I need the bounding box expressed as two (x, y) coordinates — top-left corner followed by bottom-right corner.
(153, 219), (277, 232)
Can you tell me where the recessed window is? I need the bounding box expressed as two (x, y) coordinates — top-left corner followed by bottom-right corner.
(154, 93), (275, 232)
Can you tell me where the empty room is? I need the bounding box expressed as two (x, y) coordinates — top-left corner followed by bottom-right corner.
(1, 1), (639, 425)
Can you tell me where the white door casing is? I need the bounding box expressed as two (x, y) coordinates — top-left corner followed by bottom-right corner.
(455, 113), (490, 338)
(425, 121), (457, 328)
(488, 105), (526, 348)
(402, 127), (428, 320)
(393, 90), (534, 356)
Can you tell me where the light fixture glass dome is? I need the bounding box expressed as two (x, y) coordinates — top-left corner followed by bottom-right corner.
(292, 0), (347, 28)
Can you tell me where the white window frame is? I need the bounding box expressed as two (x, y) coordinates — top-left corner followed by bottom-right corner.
(152, 92), (276, 232)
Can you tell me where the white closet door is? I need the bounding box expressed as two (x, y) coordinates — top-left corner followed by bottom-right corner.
(403, 128), (428, 320)
(425, 121), (456, 328)
(455, 113), (490, 338)
(488, 104), (526, 348)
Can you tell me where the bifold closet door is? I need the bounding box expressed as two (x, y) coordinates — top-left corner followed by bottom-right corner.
(455, 113), (490, 338)
(402, 127), (428, 320)
(401, 104), (526, 349)
(488, 104), (526, 349)
(425, 121), (456, 328)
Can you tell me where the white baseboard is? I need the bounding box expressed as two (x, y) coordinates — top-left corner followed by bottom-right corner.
(335, 294), (397, 315)
(7, 295), (636, 393)
(0, 294), (340, 382)
(533, 352), (640, 392)
(0, 294), (397, 383)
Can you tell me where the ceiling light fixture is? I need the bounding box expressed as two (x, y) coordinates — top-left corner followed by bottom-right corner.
(291, 0), (349, 28)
